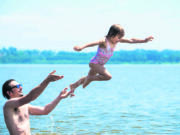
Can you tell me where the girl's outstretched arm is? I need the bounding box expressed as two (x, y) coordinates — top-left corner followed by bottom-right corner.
(74, 39), (105, 51)
(119, 36), (154, 44)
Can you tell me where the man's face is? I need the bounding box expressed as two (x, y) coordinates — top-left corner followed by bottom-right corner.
(9, 81), (23, 98)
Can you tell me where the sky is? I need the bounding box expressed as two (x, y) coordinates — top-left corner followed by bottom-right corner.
(0, 0), (179, 52)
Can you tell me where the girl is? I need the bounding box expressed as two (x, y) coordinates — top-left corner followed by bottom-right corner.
(70, 24), (153, 94)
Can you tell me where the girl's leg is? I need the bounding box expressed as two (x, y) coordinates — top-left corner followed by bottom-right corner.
(70, 76), (86, 93)
(83, 63), (112, 88)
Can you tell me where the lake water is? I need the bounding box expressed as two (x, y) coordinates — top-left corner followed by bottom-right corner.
(0, 64), (180, 135)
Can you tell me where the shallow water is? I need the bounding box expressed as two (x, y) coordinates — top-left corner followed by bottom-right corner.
(0, 64), (180, 135)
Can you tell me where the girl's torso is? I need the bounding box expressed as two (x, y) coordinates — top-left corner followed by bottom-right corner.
(90, 38), (115, 65)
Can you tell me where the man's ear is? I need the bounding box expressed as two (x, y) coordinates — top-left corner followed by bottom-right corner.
(7, 91), (12, 97)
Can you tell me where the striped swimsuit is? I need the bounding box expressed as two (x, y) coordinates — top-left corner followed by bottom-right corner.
(90, 39), (114, 65)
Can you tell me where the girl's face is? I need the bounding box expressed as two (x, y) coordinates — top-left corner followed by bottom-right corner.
(110, 34), (124, 44)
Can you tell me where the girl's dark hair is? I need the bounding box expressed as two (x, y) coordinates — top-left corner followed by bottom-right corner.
(106, 24), (125, 38)
(2, 79), (15, 99)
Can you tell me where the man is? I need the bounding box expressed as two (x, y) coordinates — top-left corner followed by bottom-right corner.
(2, 70), (72, 135)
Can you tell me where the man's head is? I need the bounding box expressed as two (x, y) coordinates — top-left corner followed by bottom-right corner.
(2, 79), (23, 99)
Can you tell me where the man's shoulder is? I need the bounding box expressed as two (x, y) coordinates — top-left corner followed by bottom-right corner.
(3, 100), (11, 112)
(3, 99), (13, 109)
(4, 98), (21, 109)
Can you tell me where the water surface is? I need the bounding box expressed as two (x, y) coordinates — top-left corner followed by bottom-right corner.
(0, 64), (180, 135)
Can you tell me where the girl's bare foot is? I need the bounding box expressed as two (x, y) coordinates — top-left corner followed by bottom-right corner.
(69, 77), (86, 96)
(70, 84), (76, 97)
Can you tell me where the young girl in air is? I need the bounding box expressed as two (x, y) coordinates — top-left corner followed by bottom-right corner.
(70, 24), (153, 94)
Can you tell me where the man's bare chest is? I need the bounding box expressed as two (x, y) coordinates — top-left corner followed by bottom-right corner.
(13, 106), (29, 122)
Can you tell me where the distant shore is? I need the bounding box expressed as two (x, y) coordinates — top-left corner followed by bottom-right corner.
(0, 47), (180, 64)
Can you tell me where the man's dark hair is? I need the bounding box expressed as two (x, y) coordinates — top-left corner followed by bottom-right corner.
(2, 79), (15, 99)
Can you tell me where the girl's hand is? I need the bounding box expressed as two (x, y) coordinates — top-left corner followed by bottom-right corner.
(145, 36), (154, 42)
(74, 46), (82, 51)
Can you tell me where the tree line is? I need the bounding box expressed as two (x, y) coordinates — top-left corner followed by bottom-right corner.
(0, 47), (180, 64)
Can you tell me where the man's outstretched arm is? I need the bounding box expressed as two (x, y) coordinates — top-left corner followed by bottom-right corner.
(28, 88), (72, 115)
(5, 70), (64, 108)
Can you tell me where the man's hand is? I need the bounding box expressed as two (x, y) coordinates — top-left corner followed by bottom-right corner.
(59, 88), (72, 99)
(46, 70), (64, 82)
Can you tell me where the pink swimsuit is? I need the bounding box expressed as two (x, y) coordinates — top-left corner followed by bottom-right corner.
(90, 39), (114, 65)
